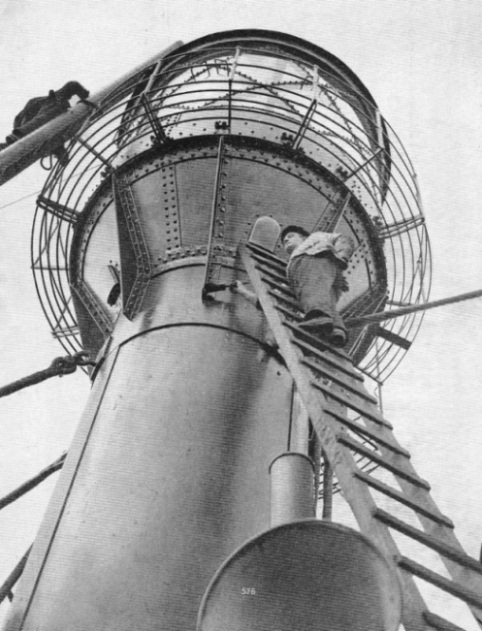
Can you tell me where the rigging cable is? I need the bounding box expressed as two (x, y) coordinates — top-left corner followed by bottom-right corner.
(0, 351), (94, 399)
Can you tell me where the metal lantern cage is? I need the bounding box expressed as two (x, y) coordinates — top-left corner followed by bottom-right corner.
(31, 31), (431, 383)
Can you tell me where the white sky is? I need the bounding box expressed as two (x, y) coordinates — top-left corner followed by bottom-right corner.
(0, 0), (481, 627)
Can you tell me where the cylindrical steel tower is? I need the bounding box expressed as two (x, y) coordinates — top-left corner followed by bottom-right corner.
(3, 30), (432, 631)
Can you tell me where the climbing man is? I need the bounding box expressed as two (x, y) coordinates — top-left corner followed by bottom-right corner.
(233, 224), (355, 348)
(0, 81), (91, 160)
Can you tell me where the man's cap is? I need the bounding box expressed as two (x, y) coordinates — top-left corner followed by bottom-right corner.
(280, 224), (310, 241)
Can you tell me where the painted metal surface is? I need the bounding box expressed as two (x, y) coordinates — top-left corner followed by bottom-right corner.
(269, 453), (315, 527)
(197, 520), (402, 631)
(3, 289), (293, 629)
(67, 138), (386, 364)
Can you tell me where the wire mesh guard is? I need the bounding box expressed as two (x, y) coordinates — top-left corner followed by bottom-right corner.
(31, 36), (431, 382)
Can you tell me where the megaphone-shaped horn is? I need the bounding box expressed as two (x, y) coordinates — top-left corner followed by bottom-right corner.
(197, 520), (402, 631)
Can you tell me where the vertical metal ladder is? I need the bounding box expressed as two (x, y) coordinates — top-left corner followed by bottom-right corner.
(240, 242), (482, 631)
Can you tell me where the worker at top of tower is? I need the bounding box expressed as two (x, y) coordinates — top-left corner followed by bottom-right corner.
(0, 81), (91, 158)
(233, 224), (355, 348)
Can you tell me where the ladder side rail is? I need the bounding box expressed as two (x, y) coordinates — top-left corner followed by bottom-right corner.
(424, 610), (471, 631)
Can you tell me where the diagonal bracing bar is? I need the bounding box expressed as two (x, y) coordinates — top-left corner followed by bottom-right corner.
(140, 94), (168, 144)
(292, 99), (317, 150)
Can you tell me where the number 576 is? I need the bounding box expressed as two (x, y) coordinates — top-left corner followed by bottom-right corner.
(241, 587), (256, 595)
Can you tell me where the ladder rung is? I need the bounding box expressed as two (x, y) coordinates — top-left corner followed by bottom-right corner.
(262, 276), (296, 298)
(375, 509), (481, 573)
(423, 611), (470, 631)
(246, 243), (287, 269)
(252, 259), (289, 282)
(398, 555), (482, 609)
(271, 295), (301, 317)
(253, 260), (288, 284)
(339, 435), (430, 489)
(312, 380), (390, 428)
(274, 300), (303, 319)
(302, 357), (378, 404)
(285, 321), (352, 362)
(326, 410), (409, 457)
(292, 337), (364, 381)
(355, 472), (453, 527)
(292, 323), (352, 360)
(250, 253), (288, 283)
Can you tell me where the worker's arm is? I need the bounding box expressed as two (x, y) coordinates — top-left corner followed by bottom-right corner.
(231, 281), (260, 307)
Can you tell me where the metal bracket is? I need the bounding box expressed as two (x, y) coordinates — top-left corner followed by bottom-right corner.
(70, 279), (113, 336)
(112, 173), (152, 320)
(202, 136), (229, 299)
(292, 99), (317, 150)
